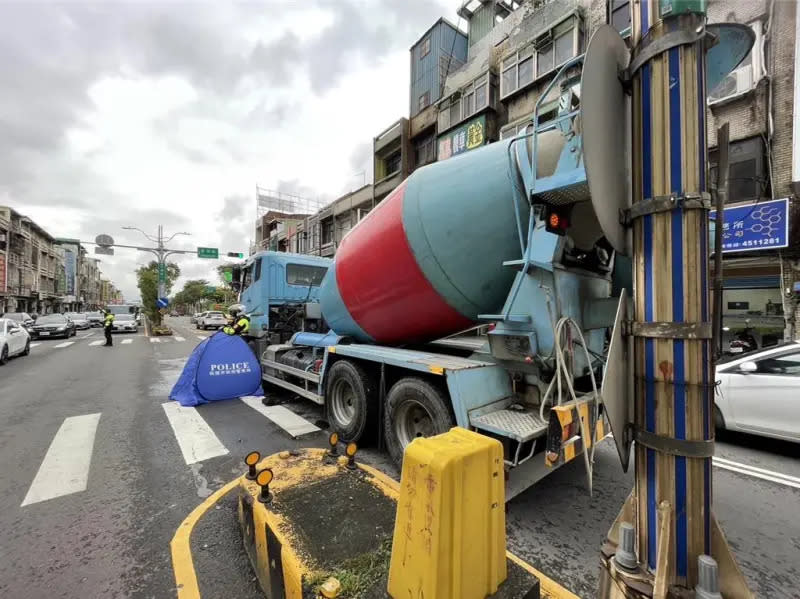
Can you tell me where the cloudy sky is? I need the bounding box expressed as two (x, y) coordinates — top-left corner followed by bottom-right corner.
(0, 0), (457, 301)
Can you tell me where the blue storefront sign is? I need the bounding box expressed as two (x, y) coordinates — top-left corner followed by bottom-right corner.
(710, 198), (789, 253)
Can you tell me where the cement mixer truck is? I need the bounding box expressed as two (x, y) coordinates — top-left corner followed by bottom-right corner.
(261, 57), (630, 497)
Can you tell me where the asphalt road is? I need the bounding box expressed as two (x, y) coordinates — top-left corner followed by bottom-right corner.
(0, 316), (797, 598)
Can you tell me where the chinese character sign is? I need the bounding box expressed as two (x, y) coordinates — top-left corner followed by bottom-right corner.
(437, 114), (486, 161)
(710, 198), (789, 253)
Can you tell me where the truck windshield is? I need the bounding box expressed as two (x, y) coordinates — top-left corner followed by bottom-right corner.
(286, 264), (327, 286)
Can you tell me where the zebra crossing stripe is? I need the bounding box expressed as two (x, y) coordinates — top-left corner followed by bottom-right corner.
(173, 336), (186, 342)
(21, 413), (101, 507)
(161, 402), (229, 464)
(121, 339), (133, 345)
(240, 396), (320, 438)
(30, 343), (41, 348)
(150, 338), (161, 343)
(53, 342), (74, 348)
(89, 340), (104, 346)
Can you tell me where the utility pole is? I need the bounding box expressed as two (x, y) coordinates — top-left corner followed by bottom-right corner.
(121, 225), (194, 302)
(598, 1), (753, 598)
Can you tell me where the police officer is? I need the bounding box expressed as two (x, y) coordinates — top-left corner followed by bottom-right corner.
(103, 309), (115, 346)
(222, 304), (250, 336)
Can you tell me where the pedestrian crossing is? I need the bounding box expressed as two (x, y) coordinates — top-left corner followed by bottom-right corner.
(19, 396), (324, 508)
(32, 336), (193, 350)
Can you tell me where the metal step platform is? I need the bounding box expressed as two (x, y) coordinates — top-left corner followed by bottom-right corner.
(470, 401), (549, 443)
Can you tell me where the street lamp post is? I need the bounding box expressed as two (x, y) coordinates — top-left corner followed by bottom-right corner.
(121, 225), (191, 301)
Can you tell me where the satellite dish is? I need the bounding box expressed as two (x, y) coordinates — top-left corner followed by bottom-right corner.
(706, 23), (756, 95)
(581, 25), (631, 256)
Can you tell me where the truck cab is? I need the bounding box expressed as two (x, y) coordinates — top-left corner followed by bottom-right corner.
(236, 251), (331, 349)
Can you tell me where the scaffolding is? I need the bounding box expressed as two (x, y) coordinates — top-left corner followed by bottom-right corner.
(255, 186), (324, 219)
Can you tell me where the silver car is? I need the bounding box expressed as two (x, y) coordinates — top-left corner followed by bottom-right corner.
(66, 312), (91, 330)
(111, 313), (138, 333)
(715, 341), (800, 442)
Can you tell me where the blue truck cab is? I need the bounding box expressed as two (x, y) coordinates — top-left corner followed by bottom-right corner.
(236, 251), (331, 346)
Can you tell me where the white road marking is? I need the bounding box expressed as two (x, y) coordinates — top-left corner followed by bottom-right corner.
(240, 396), (321, 438)
(150, 338), (161, 343)
(21, 413), (102, 507)
(196, 335), (207, 340)
(161, 402), (229, 465)
(121, 339), (133, 345)
(173, 336), (186, 342)
(713, 456), (800, 490)
(53, 342), (74, 348)
(89, 340), (104, 346)
(80, 332), (95, 338)
(30, 343), (41, 348)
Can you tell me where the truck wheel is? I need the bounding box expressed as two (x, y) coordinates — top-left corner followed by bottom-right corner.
(384, 377), (454, 468)
(325, 359), (375, 443)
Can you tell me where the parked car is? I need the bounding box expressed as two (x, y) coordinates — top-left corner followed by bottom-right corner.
(66, 312), (91, 330)
(197, 311), (226, 330)
(30, 314), (76, 339)
(3, 312), (36, 331)
(714, 341), (800, 443)
(112, 313), (138, 333)
(190, 312), (206, 324)
(0, 318), (31, 364)
(86, 311), (104, 327)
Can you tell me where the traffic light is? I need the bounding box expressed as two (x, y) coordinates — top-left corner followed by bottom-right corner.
(544, 206), (571, 236)
(227, 252), (245, 258)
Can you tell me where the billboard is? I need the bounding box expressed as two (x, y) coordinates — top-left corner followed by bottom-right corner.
(437, 114), (486, 161)
(710, 198), (790, 253)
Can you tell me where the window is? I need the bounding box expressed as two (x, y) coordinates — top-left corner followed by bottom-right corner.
(385, 150), (401, 176)
(709, 137), (766, 204)
(754, 351), (800, 376)
(253, 257), (262, 282)
(610, 0), (631, 36)
(501, 16), (581, 98)
(438, 73), (496, 132)
(420, 37), (431, 58)
(501, 120), (533, 140)
(321, 219), (334, 245)
(418, 91), (430, 112)
(242, 266), (253, 289)
(414, 134), (436, 167)
(709, 22), (761, 104)
(286, 264), (328, 287)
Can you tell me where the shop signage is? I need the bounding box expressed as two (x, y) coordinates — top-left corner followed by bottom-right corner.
(0, 253), (5, 292)
(437, 114), (486, 161)
(710, 198), (789, 253)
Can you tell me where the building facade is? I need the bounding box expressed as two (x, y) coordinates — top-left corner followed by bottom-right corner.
(255, 0), (799, 341)
(0, 206), (65, 315)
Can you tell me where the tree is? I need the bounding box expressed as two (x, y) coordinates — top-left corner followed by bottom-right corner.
(136, 261), (180, 326)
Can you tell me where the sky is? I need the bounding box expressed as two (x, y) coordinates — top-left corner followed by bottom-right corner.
(0, 0), (457, 301)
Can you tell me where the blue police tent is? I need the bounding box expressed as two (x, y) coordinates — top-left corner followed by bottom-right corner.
(170, 332), (263, 407)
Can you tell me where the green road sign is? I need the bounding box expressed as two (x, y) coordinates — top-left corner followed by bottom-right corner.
(223, 270), (233, 283)
(158, 262), (167, 282)
(197, 247), (219, 259)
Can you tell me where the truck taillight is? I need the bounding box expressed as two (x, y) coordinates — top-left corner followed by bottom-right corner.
(544, 206), (571, 236)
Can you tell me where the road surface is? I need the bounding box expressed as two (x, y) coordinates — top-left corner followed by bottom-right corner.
(0, 316), (797, 598)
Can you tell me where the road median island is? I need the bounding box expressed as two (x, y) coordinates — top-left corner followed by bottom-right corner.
(172, 440), (581, 599)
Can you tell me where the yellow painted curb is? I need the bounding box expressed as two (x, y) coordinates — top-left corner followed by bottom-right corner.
(170, 476), (243, 599)
(507, 552), (581, 599)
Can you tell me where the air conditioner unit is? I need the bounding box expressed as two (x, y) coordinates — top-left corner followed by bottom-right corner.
(708, 67), (753, 104)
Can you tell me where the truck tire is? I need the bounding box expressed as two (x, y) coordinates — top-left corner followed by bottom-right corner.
(325, 359), (375, 443)
(384, 377), (454, 468)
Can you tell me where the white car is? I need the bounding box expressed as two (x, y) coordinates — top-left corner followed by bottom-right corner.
(197, 311), (227, 330)
(112, 313), (138, 333)
(714, 341), (800, 442)
(0, 317), (31, 364)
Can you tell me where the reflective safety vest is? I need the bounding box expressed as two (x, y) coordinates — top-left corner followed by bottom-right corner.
(223, 316), (250, 335)
(104, 314), (115, 328)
